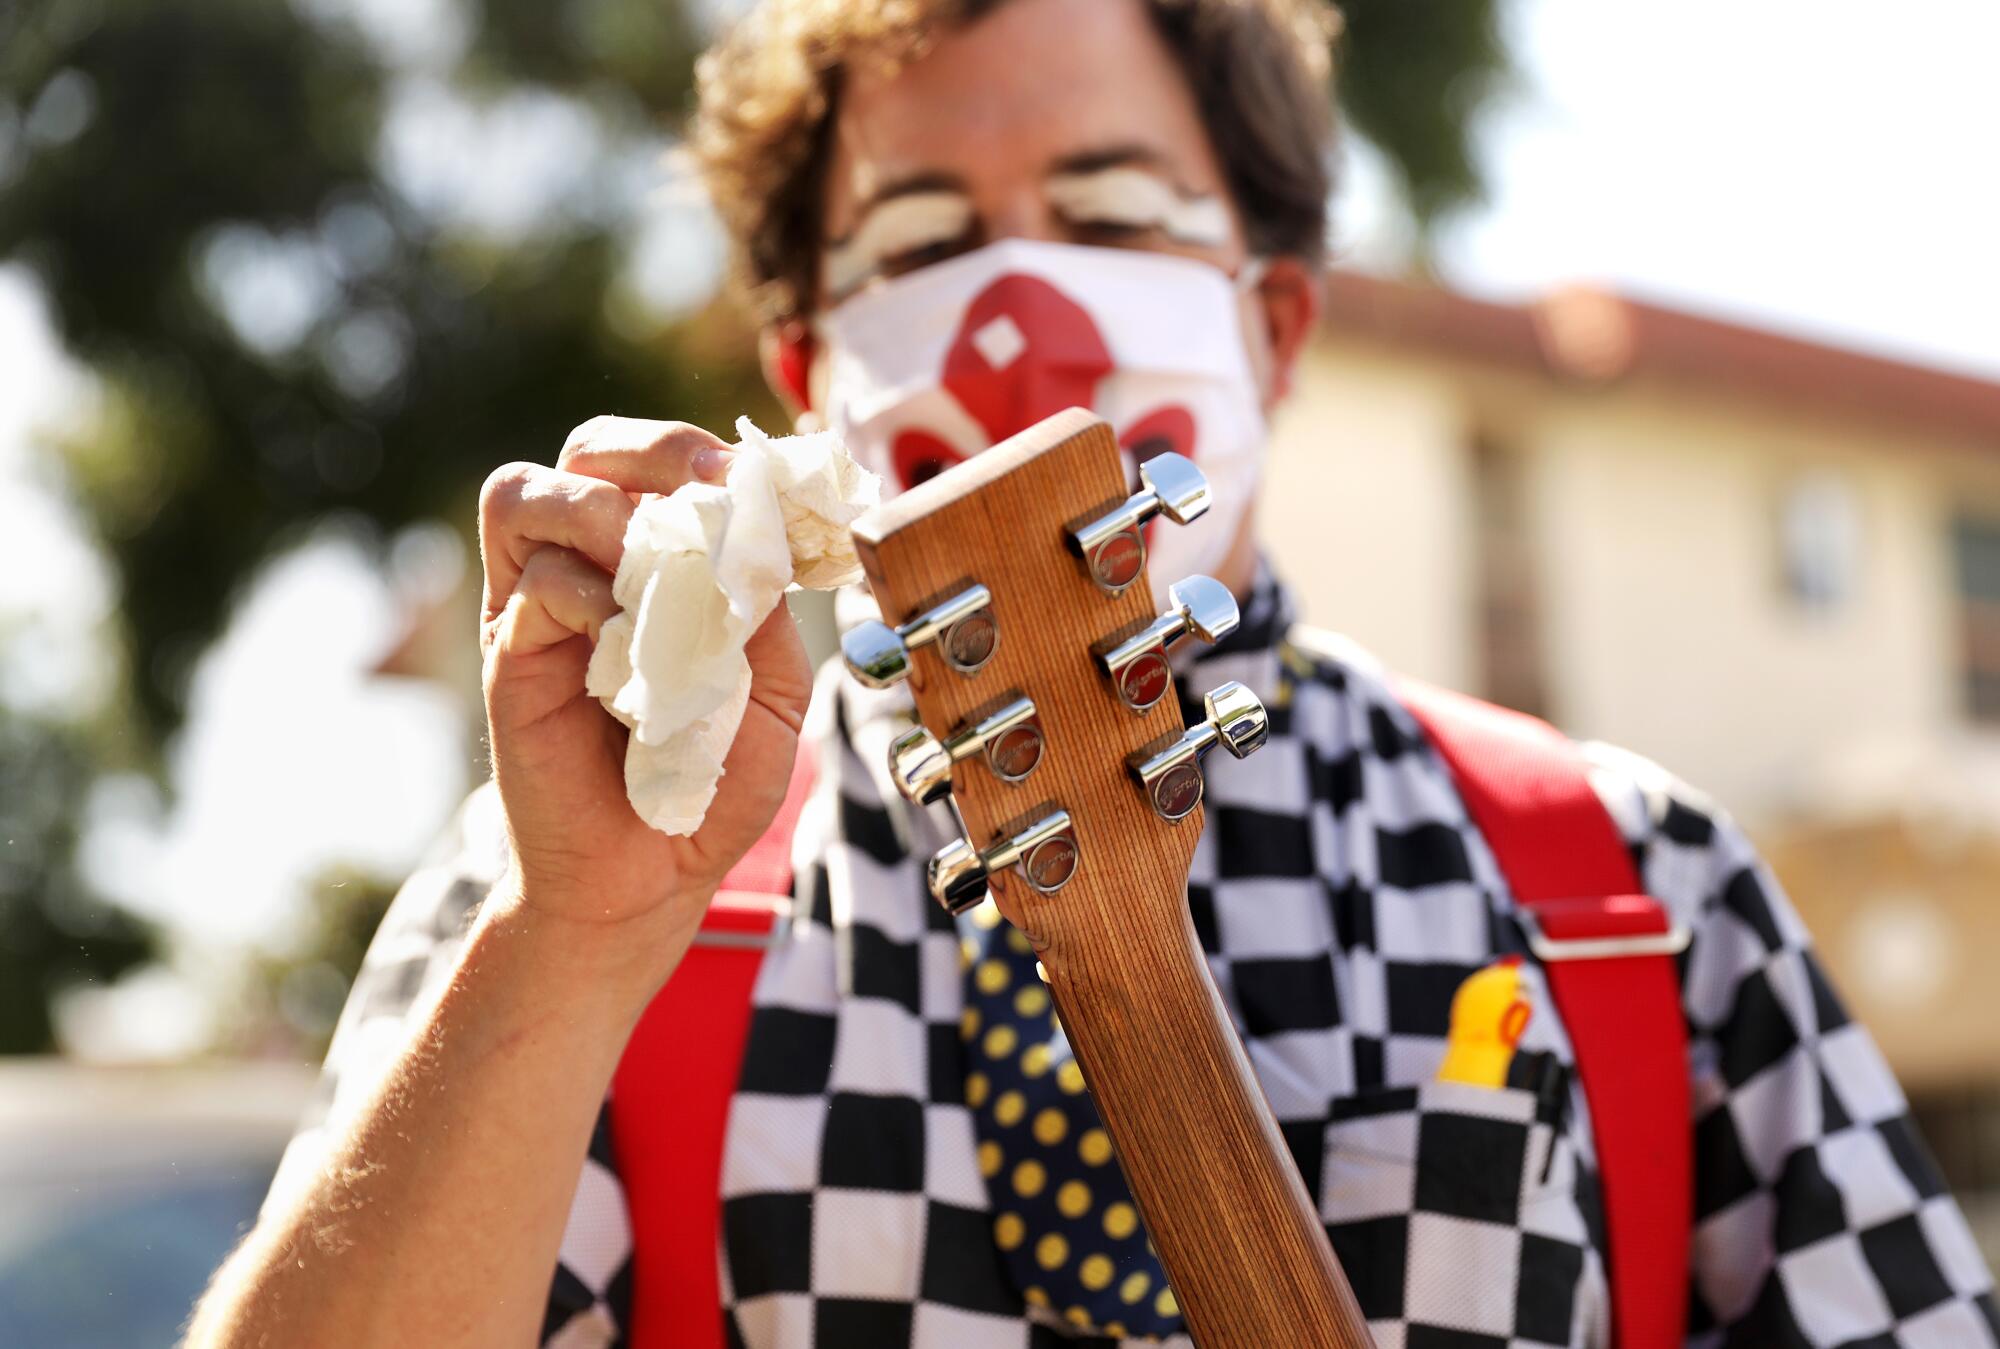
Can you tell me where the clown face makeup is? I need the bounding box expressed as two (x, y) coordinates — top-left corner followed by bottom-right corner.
(824, 190), (976, 303)
(821, 157), (1237, 302)
(815, 237), (1267, 607)
(1044, 164), (1232, 248)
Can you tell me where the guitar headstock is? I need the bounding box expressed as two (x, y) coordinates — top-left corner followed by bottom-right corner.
(842, 407), (1269, 950)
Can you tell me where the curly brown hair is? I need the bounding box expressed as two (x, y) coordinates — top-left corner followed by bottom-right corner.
(690, 0), (1340, 322)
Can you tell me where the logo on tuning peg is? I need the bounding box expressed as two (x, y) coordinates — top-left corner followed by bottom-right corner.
(1093, 575), (1239, 713)
(841, 583), (998, 688)
(1065, 452), (1211, 594)
(1127, 680), (1270, 820)
(926, 806), (1079, 914)
(888, 694), (1045, 806)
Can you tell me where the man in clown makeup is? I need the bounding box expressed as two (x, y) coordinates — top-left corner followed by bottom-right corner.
(191, 1), (1998, 1347)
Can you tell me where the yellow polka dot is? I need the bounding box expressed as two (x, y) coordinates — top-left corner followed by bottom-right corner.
(972, 900), (1001, 928)
(1064, 1306), (1091, 1329)
(1120, 1270), (1151, 1304)
(1102, 1202), (1138, 1240)
(1105, 1323), (1128, 1339)
(983, 1024), (1019, 1059)
(1007, 926), (1033, 955)
(1080, 1254), (1115, 1291)
(1035, 1232), (1069, 1270)
(977, 1141), (1002, 1178)
(959, 1006), (981, 1039)
(1022, 1044), (1053, 1078)
(1013, 1158), (1046, 1197)
(994, 1212), (1025, 1249)
(1013, 984), (1050, 1017)
(1057, 1060), (1086, 1094)
(1078, 1127), (1112, 1166)
(1024, 1285), (1049, 1308)
(1156, 1288), (1179, 1318)
(994, 1090), (1025, 1126)
(1056, 1179), (1092, 1218)
(1032, 1107), (1068, 1146)
(966, 1072), (989, 1108)
(975, 959), (1008, 994)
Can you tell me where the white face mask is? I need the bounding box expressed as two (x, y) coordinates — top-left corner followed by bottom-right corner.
(814, 238), (1269, 607)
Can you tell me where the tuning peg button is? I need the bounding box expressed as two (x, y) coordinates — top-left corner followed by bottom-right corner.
(1066, 453), (1212, 594)
(1126, 680), (1270, 821)
(841, 583), (998, 688)
(888, 695), (1045, 806)
(1093, 575), (1239, 713)
(926, 807), (1079, 914)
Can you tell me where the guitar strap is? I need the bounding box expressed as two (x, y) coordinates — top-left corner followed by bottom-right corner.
(1399, 680), (1691, 1349)
(608, 682), (1691, 1349)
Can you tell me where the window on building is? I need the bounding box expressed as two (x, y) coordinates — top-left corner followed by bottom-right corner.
(1778, 472), (1860, 611)
(1471, 436), (1548, 718)
(1953, 515), (2000, 722)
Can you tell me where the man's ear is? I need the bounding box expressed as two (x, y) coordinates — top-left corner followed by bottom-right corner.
(759, 320), (817, 420)
(1249, 257), (1320, 408)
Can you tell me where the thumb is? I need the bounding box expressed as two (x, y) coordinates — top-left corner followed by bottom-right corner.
(743, 599), (814, 735)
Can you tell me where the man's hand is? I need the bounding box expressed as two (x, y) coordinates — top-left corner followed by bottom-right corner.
(478, 415), (814, 977)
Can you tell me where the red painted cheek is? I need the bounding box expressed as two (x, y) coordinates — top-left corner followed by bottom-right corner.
(892, 430), (969, 491)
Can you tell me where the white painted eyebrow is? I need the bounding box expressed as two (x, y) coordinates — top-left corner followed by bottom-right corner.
(1045, 165), (1231, 248)
(824, 190), (976, 299)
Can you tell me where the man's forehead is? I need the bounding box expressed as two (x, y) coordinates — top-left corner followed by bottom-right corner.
(825, 0), (1222, 222)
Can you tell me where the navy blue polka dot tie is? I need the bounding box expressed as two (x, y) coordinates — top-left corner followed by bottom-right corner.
(960, 904), (1184, 1339)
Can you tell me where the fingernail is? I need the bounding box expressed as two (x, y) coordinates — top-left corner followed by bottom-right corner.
(692, 447), (731, 482)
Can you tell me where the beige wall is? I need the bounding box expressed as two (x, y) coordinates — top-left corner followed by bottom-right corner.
(1262, 344), (1477, 691)
(1267, 333), (2000, 828)
(1529, 386), (1964, 821)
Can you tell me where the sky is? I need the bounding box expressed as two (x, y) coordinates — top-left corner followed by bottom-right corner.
(5, 0), (1999, 1051)
(1438, 0), (2000, 379)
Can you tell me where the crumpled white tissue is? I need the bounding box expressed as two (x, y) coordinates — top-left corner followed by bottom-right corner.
(585, 417), (879, 835)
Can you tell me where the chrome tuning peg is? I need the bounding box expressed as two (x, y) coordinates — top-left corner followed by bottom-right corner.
(927, 807), (1079, 914)
(1093, 575), (1238, 713)
(1066, 452), (1211, 594)
(841, 583), (997, 688)
(888, 695), (1045, 806)
(1126, 680), (1269, 821)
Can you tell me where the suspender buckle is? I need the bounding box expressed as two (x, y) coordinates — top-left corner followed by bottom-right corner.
(1516, 895), (1691, 962)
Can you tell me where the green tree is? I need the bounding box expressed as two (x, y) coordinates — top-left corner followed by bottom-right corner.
(1339, 0), (1513, 242)
(0, 0), (1510, 1051)
(0, 709), (154, 1053)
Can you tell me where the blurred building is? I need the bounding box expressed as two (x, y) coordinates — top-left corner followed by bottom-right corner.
(1265, 271), (2000, 1252)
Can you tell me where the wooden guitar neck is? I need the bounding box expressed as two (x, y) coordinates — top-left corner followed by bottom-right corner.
(849, 409), (1371, 1347)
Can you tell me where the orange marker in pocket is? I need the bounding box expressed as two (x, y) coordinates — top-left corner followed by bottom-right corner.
(1436, 955), (1534, 1088)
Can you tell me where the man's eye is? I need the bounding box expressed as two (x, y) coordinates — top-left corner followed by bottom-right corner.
(1068, 219), (1154, 246)
(882, 236), (976, 276)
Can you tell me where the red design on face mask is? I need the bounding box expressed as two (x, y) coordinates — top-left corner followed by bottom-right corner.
(1119, 406), (1197, 466)
(943, 274), (1114, 444)
(891, 429), (967, 489)
(885, 272), (1200, 496)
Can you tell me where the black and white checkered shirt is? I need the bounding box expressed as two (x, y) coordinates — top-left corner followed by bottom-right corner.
(271, 572), (1999, 1348)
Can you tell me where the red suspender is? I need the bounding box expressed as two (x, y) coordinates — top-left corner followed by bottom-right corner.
(1398, 681), (1691, 1349)
(612, 746), (817, 1349)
